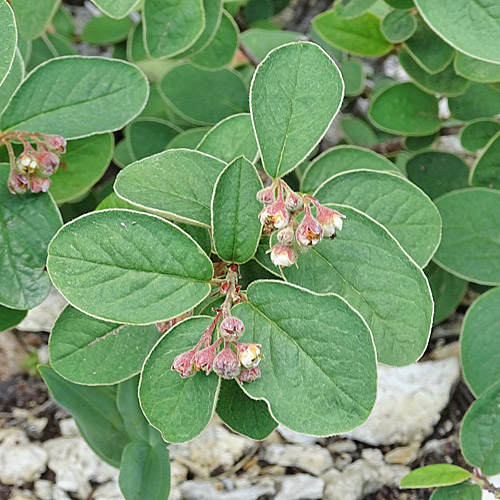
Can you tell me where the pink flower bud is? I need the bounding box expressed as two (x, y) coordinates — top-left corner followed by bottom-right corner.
(7, 170), (29, 194)
(172, 348), (197, 378)
(30, 176), (51, 193)
(256, 185), (275, 205)
(37, 151), (60, 176)
(238, 343), (263, 369)
(316, 205), (346, 238)
(296, 205), (323, 246)
(213, 345), (240, 379)
(268, 244), (297, 267)
(284, 190), (304, 212)
(219, 316), (245, 341)
(238, 366), (261, 383)
(277, 227), (295, 246)
(16, 153), (38, 175)
(192, 339), (222, 374)
(258, 184), (289, 231)
(46, 135), (66, 154)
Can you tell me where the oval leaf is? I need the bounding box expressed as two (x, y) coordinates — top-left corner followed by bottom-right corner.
(250, 41), (343, 179)
(314, 170), (442, 267)
(470, 131), (500, 189)
(401, 464), (471, 489)
(448, 82), (500, 121)
(430, 482), (482, 500)
(455, 52), (500, 84)
(50, 305), (162, 385)
(434, 188), (500, 285)
(381, 10), (417, 44)
(233, 280), (377, 436)
(10, 0), (59, 40)
(115, 149), (227, 227)
(0, 305), (27, 332)
(212, 156), (263, 264)
(1, 56), (149, 139)
(0, 1), (17, 87)
(47, 209), (213, 324)
(460, 119), (500, 153)
(139, 316), (220, 443)
(281, 205), (433, 366)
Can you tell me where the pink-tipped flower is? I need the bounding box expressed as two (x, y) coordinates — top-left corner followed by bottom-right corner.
(238, 343), (263, 369)
(259, 184), (289, 231)
(277, 227), (295, 246)
(219, 316), (245, 341)
(37, 151), (60, 176)
(172, 348), (197, 378)
(296, 204), (323, 246)
(30, 176), (51, 193)
(213, 344), (240, 379)
(192, 339), (222, 374)
(284, 190), (304, 212)
(16, 153), (38, 175)
(7, 170), (29, 194)
(46, 135), (66, 154)
(239, 366), (261, 383)
(268, 244), (297, 267)
(256, 185), (276, 205)
(316, 205), (346, 238)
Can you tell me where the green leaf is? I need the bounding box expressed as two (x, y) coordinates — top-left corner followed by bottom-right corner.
(168, 128), (210, 150)
(406, 152), (469, 200)
(400, 465), (471, 488)
(460, 119), (500, 153)
(81, 14), (133, 45)
(39, 365), (128, 467)
(115, 149), (227, 227)
(197, 114), (258, 163)
(190, 11), (239, 70)
(52, 6), (75, 39)
(404, 16), (454, 74)
(448, 82), (500, 121)
(119, 441), (171, 500)
(341, 58), (365, 97)
(461, 287), (500, 396)
(340, 117), (378, 146)
(1, 56), (149, 140)
(430, 482), (482, 500)
(405, 133), (437, 151)
(212, 156), (262, 263)
(91, 0), (140, 19)
(47, 209), (213, 324)
(301, 145), (399, 193)
(398, 48), (469, 97)
(454, 52), (500, 84)
(96, 192), (137, 211)
(0, 165), (62, 310)
(217, 379), (277, 440)
(113, 139), (134, 169)
(139, 316), (220, 443)
(240, 29), (303, 61)
(470, 131), (500, 189)
(0, 305), (27, 331)
(313, 10), (392, 57)
(159, 64), (248, 126)
(0, 50), (24, 114)
(144, 0), (204, 58)
(425, 262), (467, 325)
(50, 134), (114, 204)
(10, 0), (59, 41)
(251, 42), (343, 179)
(384, 0), (414, 8)
(381, 10), (416, 43)
(282, 205), (433, 366)
(232, 280), (376, 435)
(26, 33), (76, 72)
(414, 0), (500, 65)
(50, 305), (162, 385)
(0, 1), (17, 87)
(368, 82), (441, 136)
(125, 118), (180, 162)
(461, 379), (500, 475)
(335, 0), (377, 19)
(434, 188), (500, 285)
(314, 170), (442, 267)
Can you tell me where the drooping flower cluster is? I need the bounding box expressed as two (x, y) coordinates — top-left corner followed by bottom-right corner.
(0, 130), (67, 194)
(170, 265), (263, 383)
(257, 179), (345, 267)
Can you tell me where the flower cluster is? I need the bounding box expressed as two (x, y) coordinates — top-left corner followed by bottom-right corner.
(257, 179), (345, 267)
(171, 265), (263, 383)
(1, 131), (67, 195)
